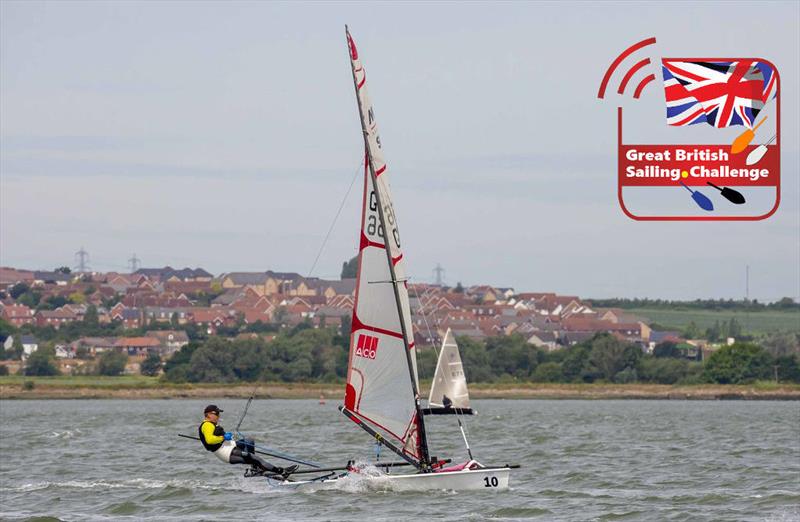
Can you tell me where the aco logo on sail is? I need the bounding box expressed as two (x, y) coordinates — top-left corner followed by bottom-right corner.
(355, 334), (380, 360)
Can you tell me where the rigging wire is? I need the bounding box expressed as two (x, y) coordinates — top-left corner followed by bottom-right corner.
(409, 283), (442, 367)
(233, 159), (362, 452)
(306, 160), (363, 279)
(234, 396), (254, 434)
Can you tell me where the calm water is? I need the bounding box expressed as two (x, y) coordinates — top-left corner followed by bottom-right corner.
(0, 399), (798, 521)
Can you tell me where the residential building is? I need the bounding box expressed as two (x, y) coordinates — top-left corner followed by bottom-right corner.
(109, 304), (143, 329)
(526, 331), (560, 351)
(145, 330), (189, 355)
(32, 271), (72, 286)
(0, 267), (35, 286)
(55, 344), (73, 358)
(71, 337), (117, 355)
(134, 267), (212, 282)
(114, 337), (162, 357)
(20, 335), (39, 358)
(35, 307), (78, 328)
(1, 304), (35, 326)
(220, 272), (270, 293)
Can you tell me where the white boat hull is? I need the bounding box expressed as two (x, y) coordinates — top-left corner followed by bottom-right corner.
(270, 466), (513, 492)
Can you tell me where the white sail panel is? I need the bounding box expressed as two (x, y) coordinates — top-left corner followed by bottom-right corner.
(343, 30), (420, 457)
(429, 328), (471, 409)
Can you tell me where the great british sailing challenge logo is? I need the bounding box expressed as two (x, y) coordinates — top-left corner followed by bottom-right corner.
(598, 38), (781, 220)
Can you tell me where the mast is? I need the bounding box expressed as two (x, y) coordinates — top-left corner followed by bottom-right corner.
(345, 25), (431, 469)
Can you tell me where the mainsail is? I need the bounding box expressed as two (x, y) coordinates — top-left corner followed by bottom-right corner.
(342, 28), (425, 461)
(428, 328), (472, 412)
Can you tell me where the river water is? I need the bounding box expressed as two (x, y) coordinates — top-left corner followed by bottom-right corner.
(0, 399), (798, 521)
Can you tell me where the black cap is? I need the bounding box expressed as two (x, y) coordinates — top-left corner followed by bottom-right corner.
(204, 404), (223, 414)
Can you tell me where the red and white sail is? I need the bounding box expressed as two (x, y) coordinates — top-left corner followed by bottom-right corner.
(343, 29), (421, 458)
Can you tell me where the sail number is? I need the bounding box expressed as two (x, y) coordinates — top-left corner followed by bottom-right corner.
(368, 191), (401, 248)
(483, 476), (499, 488)
(366, 216), (384, 238)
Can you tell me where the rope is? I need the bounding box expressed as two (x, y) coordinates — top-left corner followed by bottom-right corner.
(408, 283), (443, 367)
(306, 160), (363, 279)
(237, 158), (361, 413)
(230, 160), (361, 463)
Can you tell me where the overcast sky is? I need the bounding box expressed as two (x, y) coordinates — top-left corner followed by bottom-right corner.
(1, 1), (798, 301)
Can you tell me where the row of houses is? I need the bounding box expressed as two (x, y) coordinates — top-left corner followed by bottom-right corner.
(405, 287), (654, 349)
(0, 267), (360, 334)
(0, 266), (213, 287)
(1, 266), (686, 351)
(69, 330), (190, 358)
(4, 330), (190, 360)
(2, 303), (83, 328)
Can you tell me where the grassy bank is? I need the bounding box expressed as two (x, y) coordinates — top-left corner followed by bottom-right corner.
(1, 376), (798, 400)
(0, 375), (160, 388)
(628, 308), (800, 334)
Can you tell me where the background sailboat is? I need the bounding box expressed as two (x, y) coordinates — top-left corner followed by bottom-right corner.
(425, 328), (475, 416)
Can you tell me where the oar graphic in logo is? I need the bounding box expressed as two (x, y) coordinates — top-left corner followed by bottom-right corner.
(706, 182), (745, 204)
(679, 182), (714, 211)
(731, 116), (768, 154)
(746, 134), (776, 166)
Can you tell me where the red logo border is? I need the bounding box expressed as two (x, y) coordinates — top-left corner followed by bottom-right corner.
(617, 57), (781, 221)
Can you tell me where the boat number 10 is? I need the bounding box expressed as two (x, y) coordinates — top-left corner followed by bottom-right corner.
(368, 191), (401, 249)
(483, 476), (499, 487)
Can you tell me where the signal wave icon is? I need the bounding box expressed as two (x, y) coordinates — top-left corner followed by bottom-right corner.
(597, 37), (657, 99)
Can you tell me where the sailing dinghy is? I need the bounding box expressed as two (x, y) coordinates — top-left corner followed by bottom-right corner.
(260, 27), (516, 491)
(425, 328), (475, 416)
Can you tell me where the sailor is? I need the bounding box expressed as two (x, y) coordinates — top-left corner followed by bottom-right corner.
(198, 404), (297, 477)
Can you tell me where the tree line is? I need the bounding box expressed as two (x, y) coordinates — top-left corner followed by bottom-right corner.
(3, 313), (798, 384)
(586, 297), (798, 311)
(163, 324), (348, 383)
(159, 328), (799, 385)
(681, 318), (744, 342)
(0, 308), (284, 357)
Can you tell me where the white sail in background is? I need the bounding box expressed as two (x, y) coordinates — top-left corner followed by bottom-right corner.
(343, 29), (421, 458)
(429, 328), (471, 409)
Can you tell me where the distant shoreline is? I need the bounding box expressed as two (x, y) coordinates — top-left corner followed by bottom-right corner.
(1, 380), (798, 400)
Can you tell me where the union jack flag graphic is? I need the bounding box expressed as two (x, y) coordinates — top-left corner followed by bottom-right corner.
(662, 60), (777, 128)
